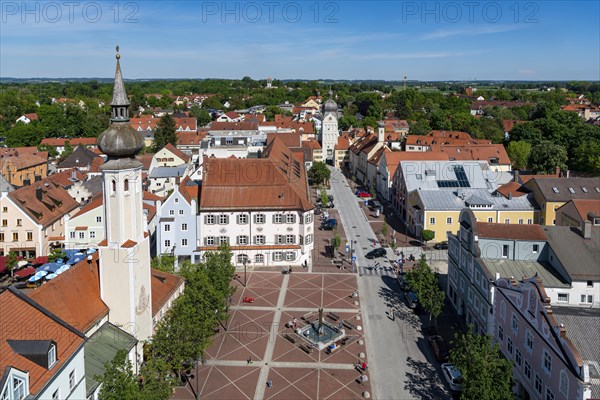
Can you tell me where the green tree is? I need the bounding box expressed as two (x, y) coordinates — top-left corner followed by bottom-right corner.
(527, 140), (568, 174)
(97, 350), (140, 400)
(420, 229), (435, 246)
(5, 122), (40, 147)
(61, 141), (74, 161)
(6, 251), (18, 277)
(152, 114), (177, 152)
(572, 141), (600, 175)
(320, 189), (329, 207)
(507, 141), (532, 170)
(330, 232), (342, 258)
(508, 122), (543, 144)
(188, 106), (212, 127)
(450, 330), (514, 400)
(48, 249), (66, 263)
(263, 106), (291, 121)
(37, 143), (59, 158)
(406, 256), (445, 324)
(309, 162), (331, 186)
(408, 119), (431, 136)
(381, 223), (389, 238)
(151, 254), (175, 274)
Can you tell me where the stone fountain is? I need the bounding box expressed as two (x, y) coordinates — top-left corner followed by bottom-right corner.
(297, 307), (345, 350)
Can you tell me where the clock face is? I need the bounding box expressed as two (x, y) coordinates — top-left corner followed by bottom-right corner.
(136, 285), (150, 315)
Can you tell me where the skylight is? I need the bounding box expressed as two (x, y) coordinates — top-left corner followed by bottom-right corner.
(552, 187), (559, 193)
(582, 187), (588, 193)
(568, 188), (575, 194)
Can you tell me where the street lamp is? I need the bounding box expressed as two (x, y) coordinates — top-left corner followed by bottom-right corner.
(184, 358), (200, 400)
(215, 309), (228, 331)
(243, 257), (247, 287)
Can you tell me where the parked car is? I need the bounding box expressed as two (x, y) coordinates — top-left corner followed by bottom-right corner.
(441, 363), (463, 392)
(404, 291), (418, 309)
(320, 218), (338, 230)
(365, 248), (386, 259)
(433, 241), (449, 250)
(356, 190), (371, 198)
(427, 335), (449, 362)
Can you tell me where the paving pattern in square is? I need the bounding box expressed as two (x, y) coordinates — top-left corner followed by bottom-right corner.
(176, 271), (372, 400)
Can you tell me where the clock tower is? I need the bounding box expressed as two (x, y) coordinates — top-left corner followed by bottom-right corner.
(320, 91), (339, 163)
(97, 47), (153, 342)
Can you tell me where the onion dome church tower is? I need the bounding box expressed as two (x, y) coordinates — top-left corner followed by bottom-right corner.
(320, 90), (339, 163)
(96, 46), (153, 342)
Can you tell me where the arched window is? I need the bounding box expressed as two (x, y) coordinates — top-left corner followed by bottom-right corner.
(560, 370), (568, 396)
(237, 254), (248, 264)
(255, 254), (264, 263)
(124, 179), (129, 192)
(111, 180), (116, 194)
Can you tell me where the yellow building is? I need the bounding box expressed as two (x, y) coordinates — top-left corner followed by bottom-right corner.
(523, 177), (600, 225)
(409, 189), (538, 243)
(0, 150), (48, 187)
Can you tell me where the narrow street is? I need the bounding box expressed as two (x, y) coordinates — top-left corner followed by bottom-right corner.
(328, 168), (450, 400)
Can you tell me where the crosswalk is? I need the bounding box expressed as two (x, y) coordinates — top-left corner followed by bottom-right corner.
(358, 265), (397, 277)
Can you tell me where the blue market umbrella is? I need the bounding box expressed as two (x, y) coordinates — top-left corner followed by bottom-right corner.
(45, 273), (58, 280)
(56, 265), (71, 275)
(67, 252), (86, 265)
(36, 263), (62, 273)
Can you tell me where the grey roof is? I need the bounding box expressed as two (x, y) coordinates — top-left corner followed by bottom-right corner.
(98, 49), (144, 159)
(324, 98), (338, 112)
(110, 52), (130, 106)
(6, 340), (53, 369)
(542, 226), (600, 281)
(465, 194), (493, 206)
(418, 189), (536, 211)
(149, 165), (187, 179)
(552, 307), (600, 398)
(82, 175), (103, 197)
(480, 259), (569, 288)
(58, 146), (98, 169)
(401, 160), (512, 192)
(529, 177), (600, 202)
(0, 173), (14, 193)
(84, 322), (137, 395)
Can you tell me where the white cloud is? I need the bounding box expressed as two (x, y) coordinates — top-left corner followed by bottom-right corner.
(421, 25), (521, 40)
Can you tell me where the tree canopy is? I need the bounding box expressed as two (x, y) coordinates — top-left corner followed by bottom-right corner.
(450, 330), (514, 400)
(152, 114), (177, 152)
(309, 162), (331, 186)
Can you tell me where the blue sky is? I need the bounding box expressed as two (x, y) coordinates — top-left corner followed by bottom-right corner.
(1, 1), (598, 80)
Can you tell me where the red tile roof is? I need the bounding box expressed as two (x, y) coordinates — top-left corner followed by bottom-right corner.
(335, 136), (351, 151)
(267, 132), (301, 149)
(163, 143), (190, 163)
(0, 289), (84, 396)
(476, 222), (547, 241)
(210, 121), (258, 131)
(130, 115), (158, 131)
(174, 117), (198, 132)
(567, 199), (600, 221)
(8, 181), (79, 228)
(39, 138), (97, 147)
(151, 269), (185, 317)
(177, 131), (208, 146)
(201, 138), (313, 211)
(496, 181), (530, 198)
(431, 144), (511, 165)
(44, 169), (88, 189)
(28, 253), (109, 333)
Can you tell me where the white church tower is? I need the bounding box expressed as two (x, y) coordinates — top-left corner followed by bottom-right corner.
(96, 47), (153, 343)
(320, 91), (339, 163)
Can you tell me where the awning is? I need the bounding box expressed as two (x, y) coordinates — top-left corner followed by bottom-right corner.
(14, 267), (36, 278)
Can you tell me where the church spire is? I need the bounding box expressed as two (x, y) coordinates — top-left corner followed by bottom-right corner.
(110, 45), (130, 108)
(97, 46), (144, 159)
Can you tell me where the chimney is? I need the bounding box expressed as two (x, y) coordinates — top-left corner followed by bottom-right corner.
(508, 192), (512, 200)
(377, 121), (385, 143)
(559, 323), (566, 338)
(514, 170), (520, 183)
(35, 186), (43, 201)
(582, 220), (592, 239)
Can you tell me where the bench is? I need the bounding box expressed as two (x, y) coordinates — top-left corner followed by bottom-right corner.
(284, 333), (297, 344)
(302, 312), (315, 322)
(299, 343), (313, 354)
(332, 258), (343, 265)
(326, 343), (341, 354)
(327, 313), (340, 322)
(342, 320), (354, 330)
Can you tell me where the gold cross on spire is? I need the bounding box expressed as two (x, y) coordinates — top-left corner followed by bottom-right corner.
(116, 45), (120, 59)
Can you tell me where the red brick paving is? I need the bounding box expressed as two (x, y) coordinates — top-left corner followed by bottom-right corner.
(175, 271), (372, 400)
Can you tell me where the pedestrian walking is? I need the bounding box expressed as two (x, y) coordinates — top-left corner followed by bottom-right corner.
(247, 356), (253, 365)
(289, 266), (293, 274)
(267, 379), (273, 388)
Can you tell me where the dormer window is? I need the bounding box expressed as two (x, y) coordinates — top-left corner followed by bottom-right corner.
(48, 344), (57, 368)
